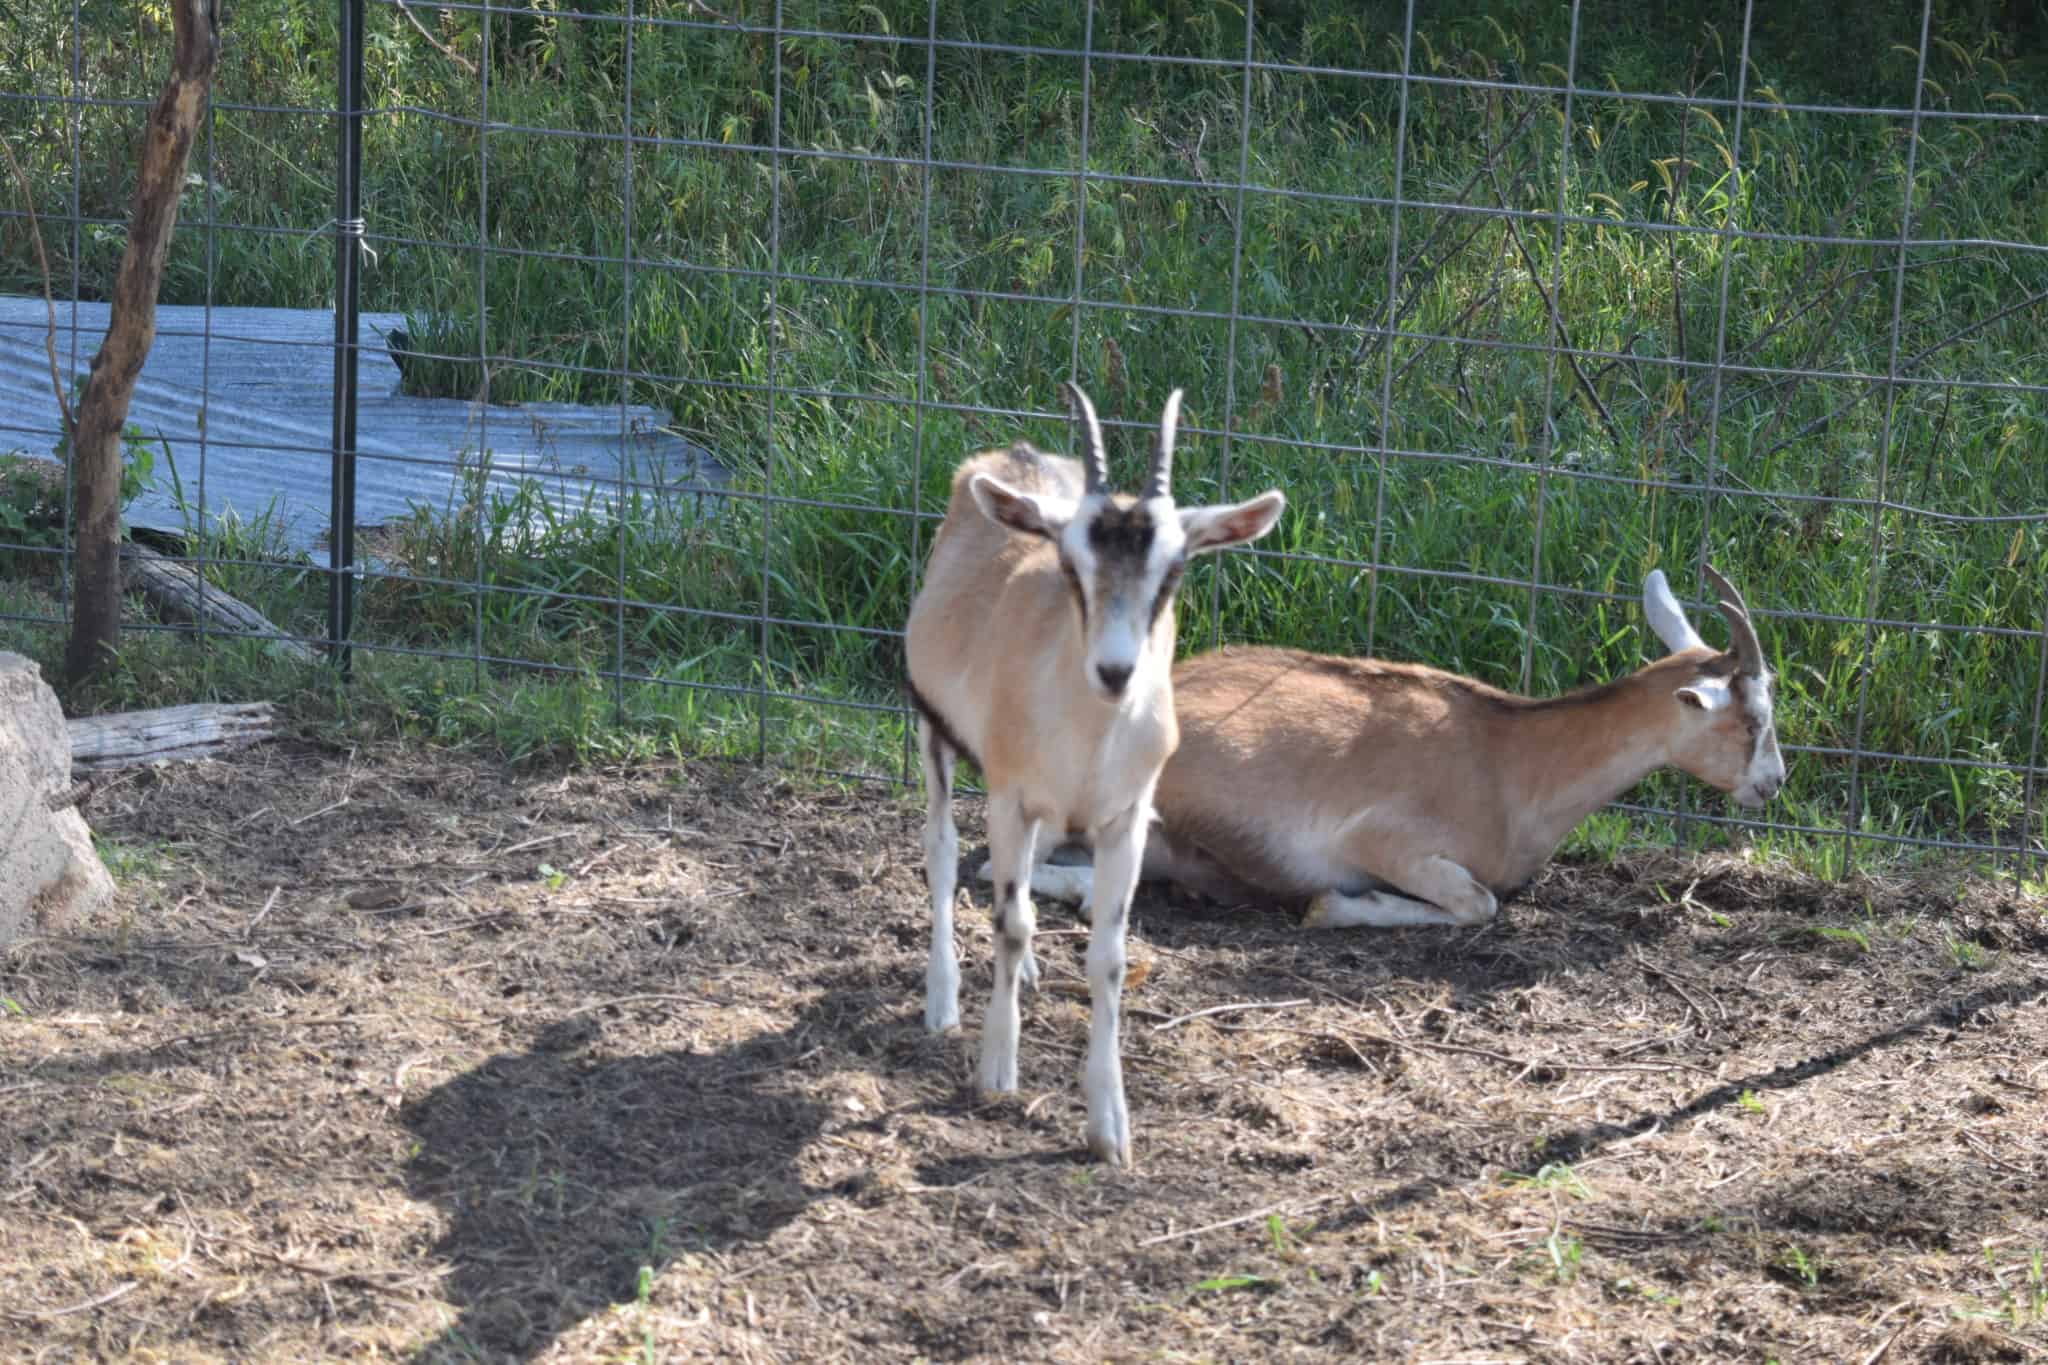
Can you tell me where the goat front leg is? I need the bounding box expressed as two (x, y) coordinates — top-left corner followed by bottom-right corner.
(1303, 853), (1498, 930)
(919, 717), (961, 1032)
(977, 793), (1042, 1093)
(1081, 799), (1147, 1167)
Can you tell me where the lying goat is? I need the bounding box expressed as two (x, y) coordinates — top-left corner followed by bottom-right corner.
(1011, 566), (1784, 929)
(904, 385), (1285, 1163)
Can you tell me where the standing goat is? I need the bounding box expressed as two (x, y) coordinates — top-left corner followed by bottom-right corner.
(904, 385), (1285, 1164)
(1014, 567), (1784, 929)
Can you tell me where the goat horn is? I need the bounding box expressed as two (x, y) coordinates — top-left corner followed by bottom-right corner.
(1143, 388), (1183, 500)
(1702, 563), (1764, 676)
(1062, 382), (1109, 495)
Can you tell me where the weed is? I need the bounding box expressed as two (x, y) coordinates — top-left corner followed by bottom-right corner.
(1800, 924), (1872, 953)
(643, 1217), (672, 1266)
(93, 836), (172, 884)
(1502, 1163), (1594, 1200)
(1946, 936), (1992, 972)
(1609, 1276), (1681, 1309)
(1190, 1274), (1276, 1296)
(1736, 1089), (1766, 1116)
(1546, 1232), (1585, 1286)
(634, 1263), (657, 1365)
(1775, 1244), (1826, 1291)
(1975, 1245), (2048, 1329)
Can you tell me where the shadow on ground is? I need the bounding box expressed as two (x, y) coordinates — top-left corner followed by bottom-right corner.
(399, 972), (911, 1363)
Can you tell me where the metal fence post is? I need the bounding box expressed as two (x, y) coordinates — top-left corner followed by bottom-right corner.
(328, 0), (365, 672)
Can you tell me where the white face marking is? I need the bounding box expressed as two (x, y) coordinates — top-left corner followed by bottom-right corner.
(1733, 672), (1786, 807)
(1060, 496), (1184, 702)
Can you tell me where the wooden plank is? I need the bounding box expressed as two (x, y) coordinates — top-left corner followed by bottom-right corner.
(68, 701), (278, 771)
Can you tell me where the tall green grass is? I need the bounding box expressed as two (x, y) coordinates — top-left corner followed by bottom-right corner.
(3, 0), (2045, 868)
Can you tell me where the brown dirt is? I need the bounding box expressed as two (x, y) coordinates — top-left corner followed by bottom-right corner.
(3, 741), (2046, 1363)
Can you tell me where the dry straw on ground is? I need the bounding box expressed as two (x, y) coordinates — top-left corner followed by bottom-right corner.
(2, 742), (2044, 1362)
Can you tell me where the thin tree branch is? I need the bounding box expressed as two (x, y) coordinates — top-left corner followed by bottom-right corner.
(0, 134), (74, 437)
(1482, 151), (1623, 447)
(389, 0), (477, 77)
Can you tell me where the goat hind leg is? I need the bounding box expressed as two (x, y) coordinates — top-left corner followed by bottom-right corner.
(1014, 822), (1191, 910)
(919, 717), (962, 1032)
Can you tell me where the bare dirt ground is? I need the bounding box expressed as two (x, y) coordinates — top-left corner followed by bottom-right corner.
(4, 741), (2046, 1364)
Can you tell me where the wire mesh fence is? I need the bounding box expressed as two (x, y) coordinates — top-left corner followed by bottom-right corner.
(2, 0), (2045, 870)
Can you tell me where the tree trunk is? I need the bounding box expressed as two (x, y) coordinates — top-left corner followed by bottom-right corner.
(64, 0), (220, 687)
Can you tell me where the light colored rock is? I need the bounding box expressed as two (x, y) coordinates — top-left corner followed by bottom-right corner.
(1, 652), (115, 945)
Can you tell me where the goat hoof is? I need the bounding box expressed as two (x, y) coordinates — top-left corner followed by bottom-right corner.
(1303, 891), (1341, 929)
(1085, 1115), (1132, 1168)
(1019, 949), (1042, 994)
(924, 1002), (959, 1033)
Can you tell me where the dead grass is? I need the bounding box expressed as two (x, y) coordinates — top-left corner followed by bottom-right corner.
(3, 742), (2046, 1363)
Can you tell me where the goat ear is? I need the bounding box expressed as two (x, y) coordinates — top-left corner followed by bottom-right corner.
(1675, 677), (1732, 713)
(1182, 489), (1285, 555)
(1643, 569), (1707, 655)
(970, 473), (1071, 541)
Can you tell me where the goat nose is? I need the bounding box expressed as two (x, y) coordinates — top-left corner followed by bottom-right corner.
(1096, 662), (1133, 696)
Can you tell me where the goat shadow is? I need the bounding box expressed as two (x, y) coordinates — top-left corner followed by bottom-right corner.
(399, 973), (893, 1363)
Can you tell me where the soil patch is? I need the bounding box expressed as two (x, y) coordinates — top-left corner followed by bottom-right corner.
(4, 743), (2046, 1361)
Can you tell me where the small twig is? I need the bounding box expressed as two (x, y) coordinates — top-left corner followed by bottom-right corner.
(1353, 1025), (1715, 1078)
(559, 992), (719, 1019)
(716, 1229), (819, 1288)
(287, 796), (350, 828)
(570, 842), (625, 878)
(0, 133), (74, 437)
(1149, 998), (1310, 1033)
(413, 911), (514, 939)
(143, 1015), (386, 1053)
(1635, 946), (1727, 1025)
(2, 1281), (139, 1321)
(494, 831), (577, 859)
(215, 1239), (419, 1300)
(1857, 1320), (1913, 1365)
(389, 0), (477, 75)
(937, 1259), (994, 1291)
(1137, 1193), (1336, 1248)
(244, 885), (282, 937)
(1960, 1130), (2034, 1177)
